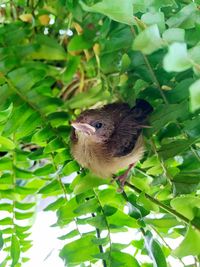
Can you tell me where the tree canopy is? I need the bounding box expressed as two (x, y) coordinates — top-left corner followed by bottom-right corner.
(0, 0), (200, 266)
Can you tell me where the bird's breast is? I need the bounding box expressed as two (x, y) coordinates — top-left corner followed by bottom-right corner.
(71, 134), (144, 178)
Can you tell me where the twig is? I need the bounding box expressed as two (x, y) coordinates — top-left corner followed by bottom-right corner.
(91, 213), (107, 267)
(124, 181), (200, 231)
(94, 189), (112, 265)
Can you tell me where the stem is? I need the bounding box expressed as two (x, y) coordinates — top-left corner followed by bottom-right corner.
(124, 181), (200, 231)
(150, 139), (173, 185)
(151, 226), (186, 266)
(91, 213), (107, 267)
(94, 189), (112, 265)
(142, 54), (168, 104)
(50, 154), (68, 200)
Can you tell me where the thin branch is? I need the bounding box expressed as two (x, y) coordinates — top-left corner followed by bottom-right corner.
(124, 181), (200, 231)
(94, 189), (112, 265)
(91, 213), (107, 267)
(150, 139), (173, 185)
(142, 54), (168, 104)
(151, 226), (186, 266)
(50, 154), (68, 200)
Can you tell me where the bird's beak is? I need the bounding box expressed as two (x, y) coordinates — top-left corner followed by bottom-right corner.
(71, 122), (96, 135)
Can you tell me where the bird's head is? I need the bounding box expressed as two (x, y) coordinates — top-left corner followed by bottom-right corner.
(71, 109), (115, 143)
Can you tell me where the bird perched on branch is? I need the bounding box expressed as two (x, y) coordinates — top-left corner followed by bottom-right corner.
(70, 99), (153, 187)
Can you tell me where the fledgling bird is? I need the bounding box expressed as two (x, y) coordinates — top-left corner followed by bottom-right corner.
(70, 99), (153, 186)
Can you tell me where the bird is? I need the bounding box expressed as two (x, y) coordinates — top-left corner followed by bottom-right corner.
(70, 99), (153, 187)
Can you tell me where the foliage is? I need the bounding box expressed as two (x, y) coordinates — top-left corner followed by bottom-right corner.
(0, 0), (200, 266)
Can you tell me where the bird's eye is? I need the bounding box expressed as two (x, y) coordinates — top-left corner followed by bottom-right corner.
(94, 122), (102, 129)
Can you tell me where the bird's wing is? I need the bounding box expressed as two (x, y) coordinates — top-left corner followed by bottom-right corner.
(108, 99), (153, 157)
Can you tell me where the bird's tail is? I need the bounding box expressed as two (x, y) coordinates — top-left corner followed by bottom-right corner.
(131, 99), (153, 121)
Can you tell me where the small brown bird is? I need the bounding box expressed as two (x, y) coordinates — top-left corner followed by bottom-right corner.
(70, 99), (153, 186)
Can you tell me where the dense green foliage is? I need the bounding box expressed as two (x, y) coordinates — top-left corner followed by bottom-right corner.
(0, 0), (200, 266)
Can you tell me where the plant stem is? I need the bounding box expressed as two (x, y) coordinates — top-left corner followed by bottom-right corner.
(124, 181), (200, 231)
(91, 213), (107, 267)
(94, 189), (112, 265)
(142, 54), (168, 104)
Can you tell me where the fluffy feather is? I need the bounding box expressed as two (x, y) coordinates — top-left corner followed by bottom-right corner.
(71, 99), (153, 178)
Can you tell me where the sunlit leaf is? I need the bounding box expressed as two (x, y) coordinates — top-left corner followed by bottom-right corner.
(189, 79), (200, 112)
(80, 0), (134, 25)
(163, 42), (192, 72)
(171, 196), (200, 220)
(0, 136), (15, 151)
(144, 231), (167, 267)
(132, 24), (163, 54)
(11, 235), (20, 266)
(173, 225), (200, 257)
(59, 235), (99, 265)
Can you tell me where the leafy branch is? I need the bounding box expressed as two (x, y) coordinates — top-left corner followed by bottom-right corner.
(124, 181), (199, 230)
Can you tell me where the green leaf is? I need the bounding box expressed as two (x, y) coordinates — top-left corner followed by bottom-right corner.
(173, 225), (200, 257)
(137, 192), (159, 212)
(150, 102), (188, 134)
(162, 28), (185, 43)
(0, 157), (12, 170)
(14, 167), (34, 180)
(74, 198), (98, 215)
(0, 203), (12, 212)
(145, 215), (178, 229)
(8, 67), (46, 92)
(163, 42), (192, 72)
(71, 173), (109, 195)
(141, 12), (165, 33)
(44, 197), (66, 211)
(0, 136), (15, 151)
(0, 103), (13, 123)
(85, 215), (107, 229)
(56, 197), (79, 225)
(166, 3), (197, 29)
(68, 35), (93, 52)
(54, 149), (72, 165)
(189, 79), (200, 112)
(47, 112), (70, 128)
(15, 202), (35, 210)
(158, 138), (198, 159)
(15, 112), (42, 140)
(38, 180), (62, 194)
(108, 210), (139, 228)
(31, 126), (54, 146)
(103, 205), (118, 216)
(0, 231), (3, 251)
(171, 196), (200, 220)
(11, 234), (20, 266)
(62, 161), (80, 176)
(144, 231), (167, 267)
(64, 84), (110, 109)
(0, 217), (13, 225)
(80, 0), (134, 25)
(111, 250), (140, 267)
(132, 24), (163, 54)
(15, 212), (34, 220)
(30, 35), (66, 60)
(34, 164), (55, 176)
(59, 235), (99, 265)
(44, 138), (65, 153)
(62, 56), (80, 83)
(3, 104), (33, 136)
(58, 229), (80, 240)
